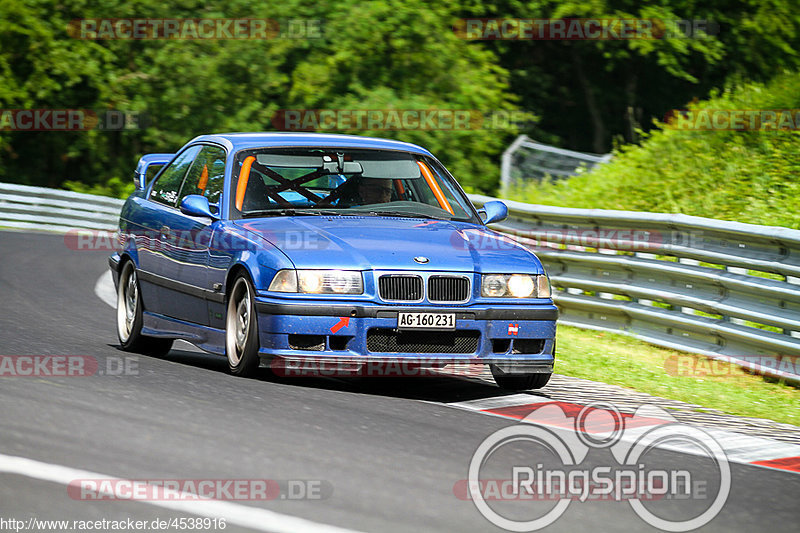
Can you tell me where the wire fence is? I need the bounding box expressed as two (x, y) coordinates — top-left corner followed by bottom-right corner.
(500, 135), (611, 194)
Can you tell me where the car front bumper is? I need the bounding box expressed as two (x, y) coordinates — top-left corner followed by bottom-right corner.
(253, 298), (557, 372)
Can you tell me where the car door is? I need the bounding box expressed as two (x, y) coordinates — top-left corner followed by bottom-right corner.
(156, 144), (228, 325)
(137, 144), (202, 317)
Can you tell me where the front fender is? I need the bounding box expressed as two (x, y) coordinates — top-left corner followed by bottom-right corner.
(211, 222), (295, 295)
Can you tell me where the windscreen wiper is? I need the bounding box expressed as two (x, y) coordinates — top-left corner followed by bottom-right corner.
(242, 208), (344, 218)
(362, 210), (449, 221)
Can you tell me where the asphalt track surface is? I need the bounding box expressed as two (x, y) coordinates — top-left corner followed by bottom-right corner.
(0, 230), (798, 532)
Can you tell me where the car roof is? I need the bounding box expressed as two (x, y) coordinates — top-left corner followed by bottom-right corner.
(187, 132), (434, 157)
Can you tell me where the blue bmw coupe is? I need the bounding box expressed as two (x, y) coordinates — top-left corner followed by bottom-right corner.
(110, 133), (557, 390)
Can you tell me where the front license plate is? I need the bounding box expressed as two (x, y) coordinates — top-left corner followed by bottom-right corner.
(398, 312), (456, 330)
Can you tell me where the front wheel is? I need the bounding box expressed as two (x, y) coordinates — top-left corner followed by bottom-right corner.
(116, 261), (173, 356)
(491, 367), (551, 391)
(226, 275), (261, 377)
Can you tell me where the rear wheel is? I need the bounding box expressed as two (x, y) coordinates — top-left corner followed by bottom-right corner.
(116, 261), (173, 356)
(226, 275), (261, 377)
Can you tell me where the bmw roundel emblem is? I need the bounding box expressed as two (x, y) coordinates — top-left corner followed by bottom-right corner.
(414, 256), (430, 264)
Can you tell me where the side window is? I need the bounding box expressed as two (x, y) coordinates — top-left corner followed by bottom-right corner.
(149, 146), (202, 206)
(145, 164), (165, 183)
(178, 145), (227, 205)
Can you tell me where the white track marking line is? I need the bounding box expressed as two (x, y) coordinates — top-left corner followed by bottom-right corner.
(94, 271), (116, 308)
(701, 428), (800, 463)
(0, 453), (365, 533)
(447, 394), (552, 410)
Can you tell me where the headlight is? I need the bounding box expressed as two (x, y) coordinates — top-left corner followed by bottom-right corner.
(269, 270), (298, 292)
(481, 274), (550, 298)
(268, 269), (363, 294)
(482, 274), (507, 297)
(508, 274), (535, 297)
(537, 274), (551, 298)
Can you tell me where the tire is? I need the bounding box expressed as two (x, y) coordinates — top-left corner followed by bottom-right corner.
(225, 275), (261, 377)
(116, 261), (174, 356)
(491, 368), (551, 391)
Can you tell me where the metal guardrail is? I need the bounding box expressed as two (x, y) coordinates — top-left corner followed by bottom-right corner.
(1, 181), (796, 382)
(0, 183), (123, 232)
(469, 194), (800, 384)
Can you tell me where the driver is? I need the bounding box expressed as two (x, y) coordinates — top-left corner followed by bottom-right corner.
(357, 178), (393, 204)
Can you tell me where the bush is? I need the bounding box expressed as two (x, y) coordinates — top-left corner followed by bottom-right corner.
(508, 72), (800, 229)
(63, 176), (134, 199)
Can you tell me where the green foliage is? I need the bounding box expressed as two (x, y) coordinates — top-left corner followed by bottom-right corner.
(460, 0), (800, 151)
(510, 71), (800, 228)
(0, 0), (519, 194)
(1, 0), (800, 198)
(62, 176), (134, 198)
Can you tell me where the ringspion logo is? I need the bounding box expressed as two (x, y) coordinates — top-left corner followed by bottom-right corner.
(464, 402), (730, 531)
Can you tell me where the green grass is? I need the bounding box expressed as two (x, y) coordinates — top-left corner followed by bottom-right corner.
(555, 325), (800, 426)
(692, 309), (724, 319)
(747, 270), (785, 282)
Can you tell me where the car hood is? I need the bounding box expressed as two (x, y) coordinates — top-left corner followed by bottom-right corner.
(233, 216), (543, 273)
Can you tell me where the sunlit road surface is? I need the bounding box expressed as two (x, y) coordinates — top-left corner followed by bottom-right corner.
(1, 230), (798, 533)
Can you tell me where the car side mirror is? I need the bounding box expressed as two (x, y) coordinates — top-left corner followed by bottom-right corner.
(479, 200), (508, 225)
(180, 194), (218, 220)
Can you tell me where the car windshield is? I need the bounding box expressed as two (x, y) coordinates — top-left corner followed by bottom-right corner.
(230, 148), (478, 222)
